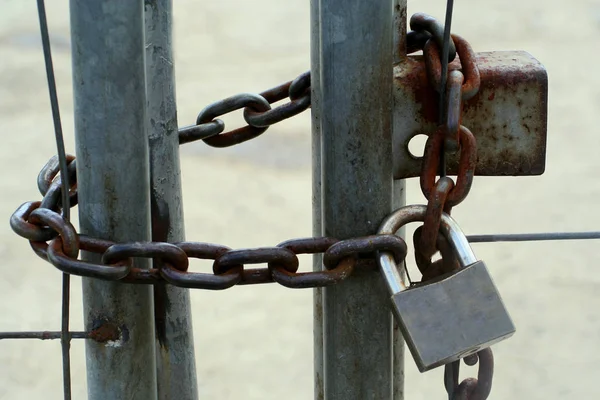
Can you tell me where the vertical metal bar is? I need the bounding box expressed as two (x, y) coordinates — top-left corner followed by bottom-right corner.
(310, 0), (324, 399)
(35, 1), (74, 398)
(392, 180), (406, 400)
(144, 1), (198, 399)
(393, 0), (408, 64)
(71, 1), (158, 399)
(60, 274), (72, 400)
(319, 0), (394, 398)
(392, 3), (407, 399)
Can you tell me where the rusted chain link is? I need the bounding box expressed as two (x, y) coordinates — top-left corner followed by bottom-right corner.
(38, 155), (78, 208)
(420, 125), (477, 208)
(424, 34), (481, 100)
(176, 14), (454, 148)
(11, 195), (407, 289)
(445, 349), (494, 400)
(409, 13), (456, 62)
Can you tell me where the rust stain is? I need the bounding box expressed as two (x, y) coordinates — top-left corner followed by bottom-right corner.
(88, 321), (120, 343)
(151, 193), (170, 349)
(393, 51), (548, 178)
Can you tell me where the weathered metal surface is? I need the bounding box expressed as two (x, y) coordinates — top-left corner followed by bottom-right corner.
(70, 1), (158, 398)
(392, 3), (407, 398)
(145, 1), (198, 397)
(393, 51), (548, 178)
(12, 196), (409, 290)
(310, 0), (325, 395)
(319, 0), (395, 398)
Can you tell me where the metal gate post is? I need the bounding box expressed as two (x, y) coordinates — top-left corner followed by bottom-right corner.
(71, 1), (158, 399)
(144, 2), (198, 399)
(317, 0), (396, 398)
(392, 3), (407, 398)
(310, 0), (324, 398)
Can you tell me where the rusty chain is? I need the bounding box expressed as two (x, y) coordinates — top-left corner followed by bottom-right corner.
(11, 161), (408, 289)
(414, 33), (481, 276)
(10, 13), (456, 290)
(176, 16), (454, 148)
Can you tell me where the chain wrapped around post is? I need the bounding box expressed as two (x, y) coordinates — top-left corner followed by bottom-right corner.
(176, 15), (454, 148)
(10, 168), (408, 290)
(9, 13), (461, 293)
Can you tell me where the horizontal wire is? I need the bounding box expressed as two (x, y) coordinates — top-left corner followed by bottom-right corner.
(467, 231), (600, 243)
(0, 331), (89, 340)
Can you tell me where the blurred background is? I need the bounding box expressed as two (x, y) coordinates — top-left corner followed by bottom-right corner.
(1, 0), (599, 398)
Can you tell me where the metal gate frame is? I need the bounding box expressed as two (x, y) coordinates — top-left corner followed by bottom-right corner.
(69, 0), (408, 398)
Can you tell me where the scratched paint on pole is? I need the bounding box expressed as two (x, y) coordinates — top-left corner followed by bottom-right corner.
(71, 1), (158, 399)
(319, 0), (394, 398)
(144, 1), (198, 399)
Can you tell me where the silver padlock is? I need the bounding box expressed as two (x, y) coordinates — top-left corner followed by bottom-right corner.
(377, 204), (515, 372)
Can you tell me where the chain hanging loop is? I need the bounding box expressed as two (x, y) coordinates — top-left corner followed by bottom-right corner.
(445, 348), (494, 400)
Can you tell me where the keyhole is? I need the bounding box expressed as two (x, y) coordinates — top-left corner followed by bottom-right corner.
(407, 134), (428, 158)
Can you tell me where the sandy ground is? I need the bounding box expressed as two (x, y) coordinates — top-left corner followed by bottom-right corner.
(1, 0), (600, 399)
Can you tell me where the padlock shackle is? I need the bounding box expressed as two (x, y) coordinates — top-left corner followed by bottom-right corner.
(377, 204), (477, 294)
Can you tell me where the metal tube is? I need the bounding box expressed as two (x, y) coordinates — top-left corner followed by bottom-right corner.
(467, 231), (600, 242)
(392, 180), (406, 400)
(392, 3), (407, 398)
(144, 2), (198, 399)
(71, 1), (158, 399)
(0, 331), (87, 340)
(35, 1), (75, 397)
(310, 0), (324, 399)
(393, 0), (408, 64)
(319, 0), (394, 398)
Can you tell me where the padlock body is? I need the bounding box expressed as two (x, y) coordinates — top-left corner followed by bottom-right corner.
(391, 260), (515, 372)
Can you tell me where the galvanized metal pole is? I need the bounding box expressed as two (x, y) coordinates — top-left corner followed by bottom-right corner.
(71, 1), (158, 399)
(319, 0), (395, 398)
(144, 2), (198, 399)
(310, 0), (324, 399)
(393, 3), (407, 399)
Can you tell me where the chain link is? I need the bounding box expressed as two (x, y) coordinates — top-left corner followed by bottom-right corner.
(409, 13), (457, 62)
(421, 125), (477, 208)
(424, 34), (481, 100)
(445, 349), (494, 400)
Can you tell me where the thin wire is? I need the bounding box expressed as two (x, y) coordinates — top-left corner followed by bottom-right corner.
(444, 361), (459, 400)
(0, 331), (89, 340)
(467, 231), (600, 243)
(439, 0), (455, 179)
(36, 0), (70, 220)
(36, 1), (72, 399)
